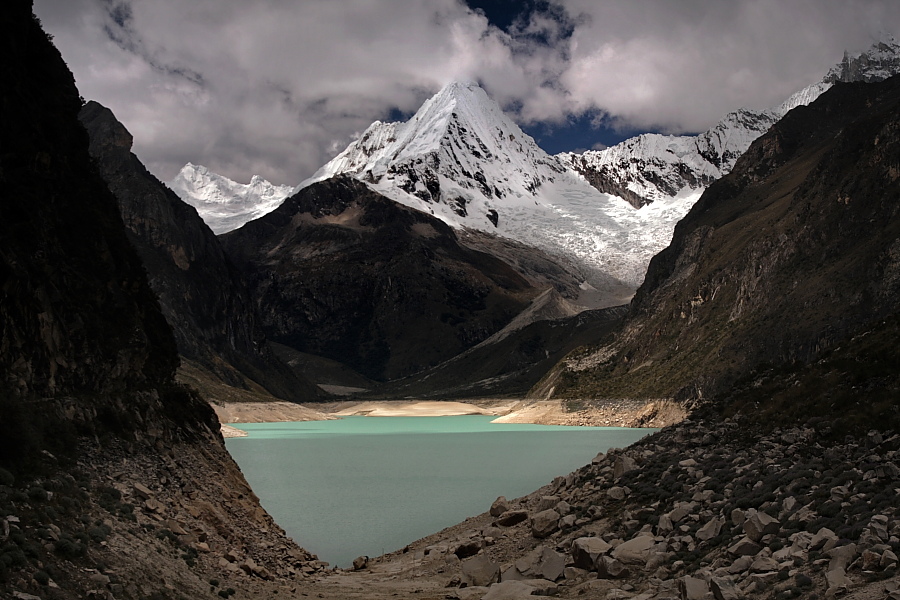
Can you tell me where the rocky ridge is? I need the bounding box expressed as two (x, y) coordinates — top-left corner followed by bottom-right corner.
(538, 74), (900, 404)
(78, 101), (319, 404)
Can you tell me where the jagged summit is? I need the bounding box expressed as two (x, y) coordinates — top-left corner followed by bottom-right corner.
(298, 81), (696, 293)
(301, 80), (567, 228)
(560, 37), (900, 208)
(168, 163), (293, 234)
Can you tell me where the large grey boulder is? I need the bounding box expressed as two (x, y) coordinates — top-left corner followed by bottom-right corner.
(572, 537), (612, 570)
(496, 510), (529, 527)
(461, 554), (501, 587)
(696, 517), (723, 541)
(678, 576), (709, 600)
(530, 509), (560, 539)
(728, 536), (762, 556)
(490, 496), (510, 517)
(743, 511), (780, 542)
(511, 545), (566, 581)
(710, 576), (741, 600)
(596, 555), (630, 579)
(613, 455), (637, 479)
(612, 534), (655, 565)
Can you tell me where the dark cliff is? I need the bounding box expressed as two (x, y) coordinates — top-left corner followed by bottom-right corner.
(0, 6), (319, 597)
(540, 77), (900, 423)
(0, 4), (217, 468)
(221, 176), (538, 381)
(78, 101), (319, 403)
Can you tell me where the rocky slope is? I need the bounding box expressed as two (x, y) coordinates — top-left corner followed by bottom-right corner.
(537, 75), (900, 405)
(221, 175), (545, 382)
(558, 38), (900, 209)
(0, 5), (319, 598)
(78, 101), (320, 404)
(369, 415), (900, 600)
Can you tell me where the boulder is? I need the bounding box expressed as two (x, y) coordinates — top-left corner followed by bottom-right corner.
(727, 537), (762, 557)
(678, 576), (709, 600)
(810, 527), (838, 552)
(352, 556), (368, 571)
(132, 482), (153, 500)
(572, 537), (612, 570)
(612, 534), (655, 565)
(743, 511), (780, 542)
(696, 517), (723, 542)
(710, 576), (741, 600)
(496, 510), (529, 527)
(726, 555), (753, 574)
(454, 540), (483, 559)
(481, 580), (541, 600)
(825, 567), (852, 595)
(530, 509), (560, 539)
(512, 546), (566, 581)
(827, 543), (858, 572)
(461, 554), (501, 587)
(596, 555), (630, 579)
(536, 496), (560, 512)
(881, 549), (898, 569)
(607, 486), (627, 501)
(613, 455), (637, 479)
(862, 549), (882, 571)
(490, 496), (510, 517)
(750, 556), (779, 573)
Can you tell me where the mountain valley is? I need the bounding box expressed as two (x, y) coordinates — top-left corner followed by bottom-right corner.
(2, 3), (900, 599)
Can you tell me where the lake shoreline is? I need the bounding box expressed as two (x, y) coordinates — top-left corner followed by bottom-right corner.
(213, 398), (685, 435)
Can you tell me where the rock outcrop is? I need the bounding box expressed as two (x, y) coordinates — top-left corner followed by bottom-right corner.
(0, 5), (317, 598)
(78, 101), (319, 403)
(221, 175), (539, 381)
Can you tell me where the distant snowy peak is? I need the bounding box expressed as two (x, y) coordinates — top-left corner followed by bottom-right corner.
(560, 38), (900, 208)
(825, 37), (900, 83)
(301, 81), (568, 231)
(168, 163), (293, 234)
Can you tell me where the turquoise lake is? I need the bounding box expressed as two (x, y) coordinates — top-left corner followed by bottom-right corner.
(225, 416), (654, 567)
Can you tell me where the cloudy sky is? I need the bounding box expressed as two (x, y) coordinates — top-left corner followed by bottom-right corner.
(35, 0), (900, 185)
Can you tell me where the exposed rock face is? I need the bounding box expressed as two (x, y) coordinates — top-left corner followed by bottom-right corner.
(221, 175), (538, 381)
(78, 101), (318, 403)
(544, 76), (900, 405)
(0, 4), (199, 461)
(0, 6), (316, 598)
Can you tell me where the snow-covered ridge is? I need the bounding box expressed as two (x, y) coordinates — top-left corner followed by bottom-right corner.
(559, 38), (900, 208)
(299, 81), (695, 291)
(168, 163), (293, 235)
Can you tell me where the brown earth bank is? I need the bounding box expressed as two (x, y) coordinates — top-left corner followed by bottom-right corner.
(212, 398), (686, 430)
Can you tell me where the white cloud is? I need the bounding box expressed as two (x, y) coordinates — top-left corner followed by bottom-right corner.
(33, 0), (900, 184)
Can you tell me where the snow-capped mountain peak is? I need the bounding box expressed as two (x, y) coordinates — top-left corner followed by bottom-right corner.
(559, 38), (900, 208)
(301, 80), (566, 230)
(298, 81), (693, 294)
(168, 163), (293, 234)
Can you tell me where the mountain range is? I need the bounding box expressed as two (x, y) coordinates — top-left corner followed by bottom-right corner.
(171, 38), (900, 296)
(4, 5), (900, 598)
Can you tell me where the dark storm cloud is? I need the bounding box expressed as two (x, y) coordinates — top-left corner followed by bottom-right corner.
(32, 0), (900, 184)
